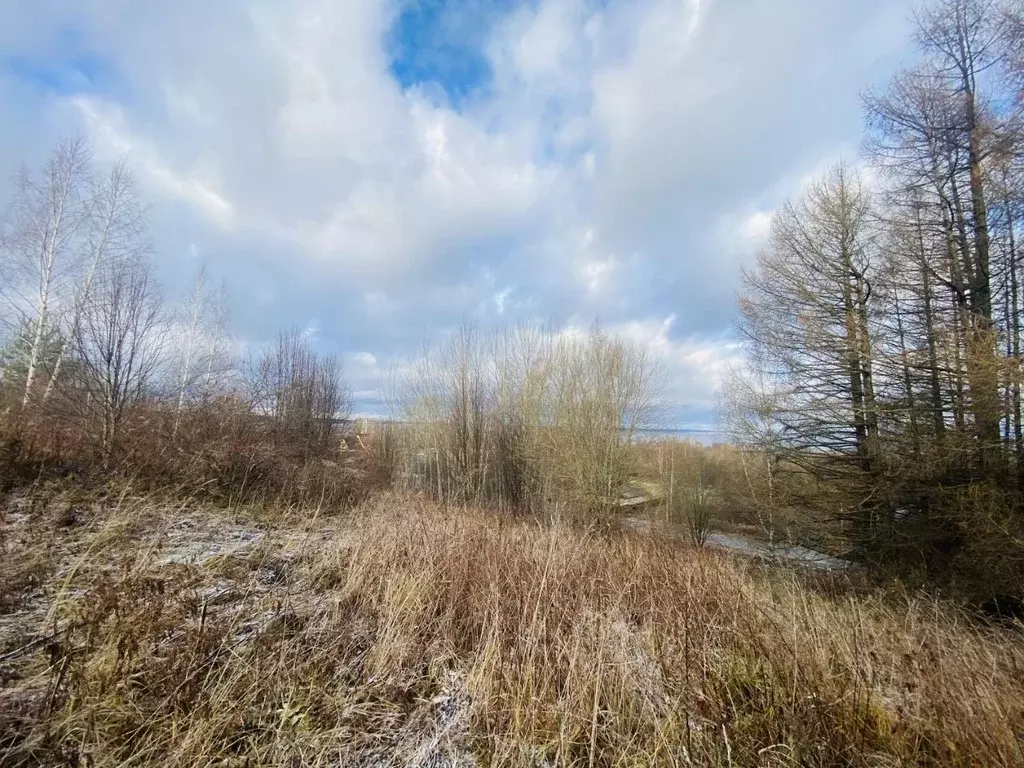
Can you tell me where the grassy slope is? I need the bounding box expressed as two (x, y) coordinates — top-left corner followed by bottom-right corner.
(1, 489), (1022, 767)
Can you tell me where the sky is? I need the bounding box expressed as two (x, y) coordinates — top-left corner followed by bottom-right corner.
(0, 0), (918, 428)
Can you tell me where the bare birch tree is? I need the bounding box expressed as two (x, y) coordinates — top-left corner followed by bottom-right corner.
(43, 161), (147, 406)
(0, 137), (92, 411)
(170, 263), (234, 439)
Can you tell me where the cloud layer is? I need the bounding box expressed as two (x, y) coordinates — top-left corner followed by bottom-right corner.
(0, 0), (915, 424)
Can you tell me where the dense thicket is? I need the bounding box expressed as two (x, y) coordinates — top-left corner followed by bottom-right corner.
(381, 324), (661, 515)
(731, 0), (1024, 597)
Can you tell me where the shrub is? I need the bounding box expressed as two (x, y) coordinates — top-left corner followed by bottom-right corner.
(391, 324), (661, 516)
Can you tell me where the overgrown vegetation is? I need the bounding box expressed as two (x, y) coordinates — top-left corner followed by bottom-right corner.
(0, 139), (362, 507)
(2, 493), (1022, 767)
(726, 0), (1024, 603)
(377, 323), (660, 516)
(1, 1), (1023, 763)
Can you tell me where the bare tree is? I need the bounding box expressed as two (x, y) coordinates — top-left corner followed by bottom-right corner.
(1005, 2), (1024, 95)
(739, 163), (881, 471)
(545, 326), (661, 512)
(170, 263), (234, 439)
(44, 161), (147, 406)
(72, 254), (166, 467)
(245, 329), (350, 453)
(0, 137), (93, 411)
(723, 1), (1024, 587)
(913, 0), (1014, 452)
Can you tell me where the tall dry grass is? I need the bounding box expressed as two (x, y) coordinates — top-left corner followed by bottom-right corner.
(2, 491), (1022, 766)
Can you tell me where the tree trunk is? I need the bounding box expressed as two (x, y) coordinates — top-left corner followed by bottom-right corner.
(917, 209), (946, 437)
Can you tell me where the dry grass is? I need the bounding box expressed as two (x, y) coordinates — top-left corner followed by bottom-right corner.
(1, 489), (1022, 766)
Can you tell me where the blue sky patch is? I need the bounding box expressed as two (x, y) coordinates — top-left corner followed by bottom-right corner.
(4, 51), (118, 97)
(3, 26), (121, 98)
(388, 0), (518, 105)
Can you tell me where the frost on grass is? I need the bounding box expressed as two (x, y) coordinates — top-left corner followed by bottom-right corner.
(2, 492), (1024, 767)
(157, 518), (263, 565)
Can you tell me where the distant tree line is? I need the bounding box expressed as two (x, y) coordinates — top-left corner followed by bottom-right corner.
(729, 0), (1024, 596)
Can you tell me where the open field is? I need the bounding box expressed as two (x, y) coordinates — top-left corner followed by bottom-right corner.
(3, 0), (1024, 763)
(2, 488), (1022, 767)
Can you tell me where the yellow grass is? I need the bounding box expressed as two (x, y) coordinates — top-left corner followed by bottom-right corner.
(1, 489), (1022, 766)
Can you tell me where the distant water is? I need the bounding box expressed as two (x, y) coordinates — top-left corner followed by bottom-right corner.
(707, 533), (851, 571)
(350, 419), (726, 445)
(628, 427), (726, 446)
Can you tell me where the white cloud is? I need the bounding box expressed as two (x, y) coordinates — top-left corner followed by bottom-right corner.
(510, 0), (581, 81)
(740, 211), (773, 242)
(302, 319), (321, 339)
(492, 289), (511, 314)
(75, 35), (553, 280)
(74, 97), (235, 227)
(557, 313), (742, 413)
(582, 258), (616, 293)
(685, 0), (705, 40)
(364, 292), (391, 310)
(0, 0), (917, 419)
